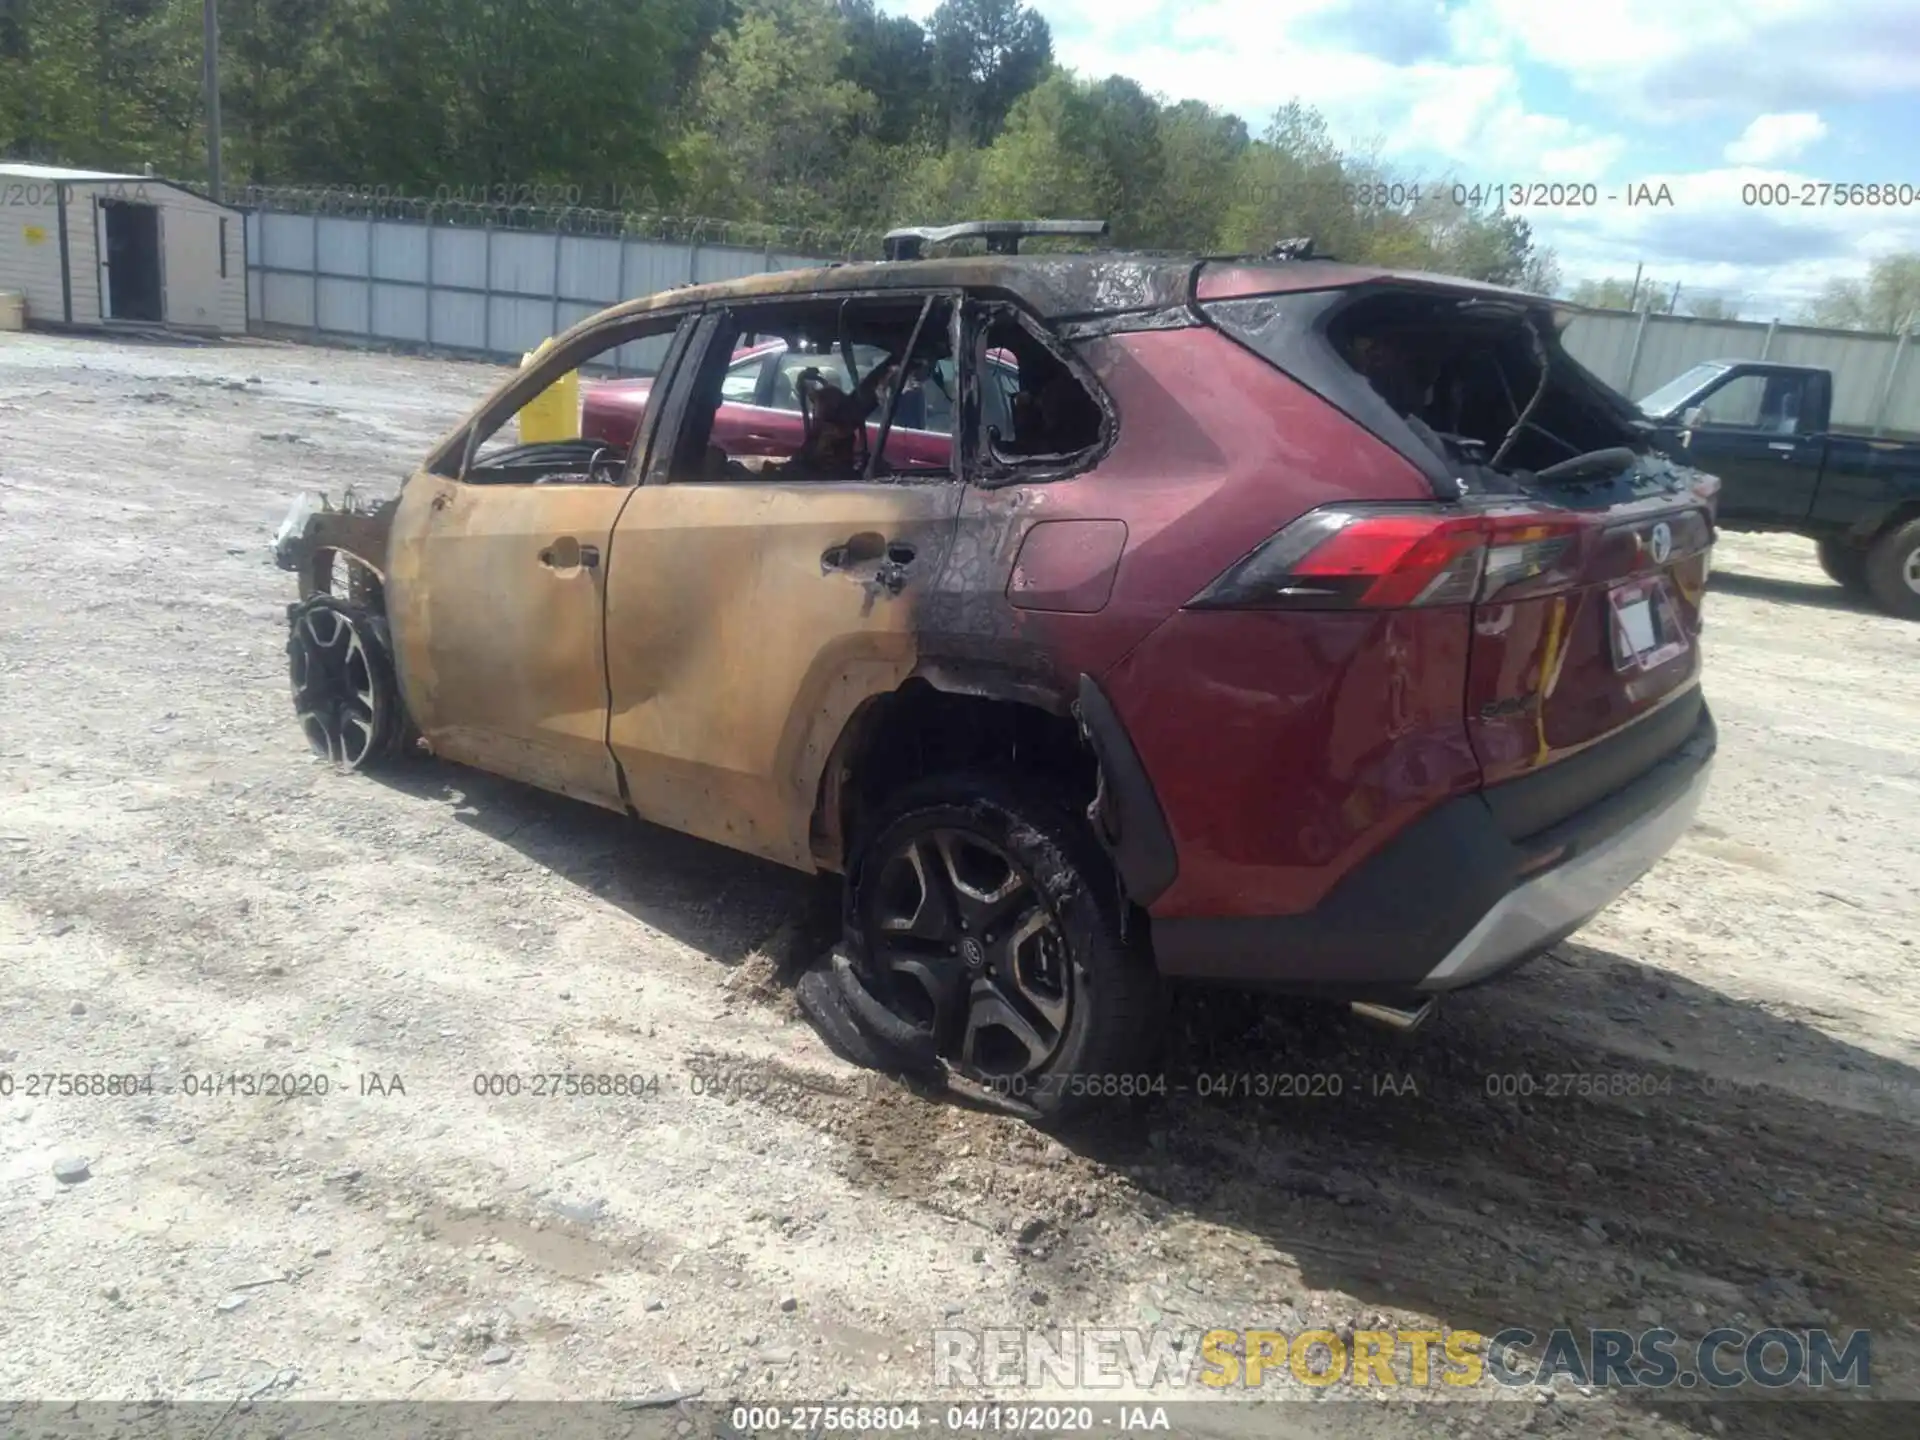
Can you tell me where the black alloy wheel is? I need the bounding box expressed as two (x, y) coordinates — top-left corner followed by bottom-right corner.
(286, 596), (404, 770)
(851, 771), (1162, 1119)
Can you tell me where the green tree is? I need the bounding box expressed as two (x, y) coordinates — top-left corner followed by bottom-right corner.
(1519, 249), (1564, 297)
(674, 0), (876, 226)
(1078, 75), (1167, 246)
(927, 0), (1052, 148)
(1218, 103), (1365, 260)
(837, 0), (932, 146)
(1798, 253), (1920, 332)
(1150, 100), (1248, 251)
(1570, 275), (1675, 313)
(967, 71), (1106, 221)
(1682, 295), (1741, 320)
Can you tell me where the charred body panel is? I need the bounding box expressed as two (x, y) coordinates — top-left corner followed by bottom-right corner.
(385, 475), (632, 810)
(273, 492), (398, 603)
(604, 478), (961, 870)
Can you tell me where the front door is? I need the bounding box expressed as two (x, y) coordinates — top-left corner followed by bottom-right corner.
(1680, 368), (1819, 523)
(385, 310), (693, 810)
(388, 480), (632, 808)
(604, 298), (966, 869)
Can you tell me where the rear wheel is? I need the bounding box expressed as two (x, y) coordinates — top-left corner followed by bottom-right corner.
(286, 595), (409, 769)
(850, 770), (1161, 1121)
(1864, 518), (1920, 620)
(1815, 537), (1869, 594)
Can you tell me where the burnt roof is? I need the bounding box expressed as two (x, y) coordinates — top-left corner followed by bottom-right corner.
(587, 250), (1554, 329)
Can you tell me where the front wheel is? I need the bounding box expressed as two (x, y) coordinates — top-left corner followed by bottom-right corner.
(286, 595), (410, 769)
(1864, 518), (1920, 620)
(849, 770), (1162, 1121)
(1815, 537), (1869, 594)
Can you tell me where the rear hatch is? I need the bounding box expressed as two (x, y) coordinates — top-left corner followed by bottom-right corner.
(1199, 270), (1718, 804)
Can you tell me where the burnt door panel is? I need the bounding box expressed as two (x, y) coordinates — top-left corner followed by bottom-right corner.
(387, 475), (632, 809)
(604, 479), (961, 868)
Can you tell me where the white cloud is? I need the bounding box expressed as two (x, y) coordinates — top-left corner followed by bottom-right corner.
(1723, 113), (1829, 165)
(1530, 166), (1920, 315)
(1047, 32), (1625, 182)
(1455, 0), (1920, 120)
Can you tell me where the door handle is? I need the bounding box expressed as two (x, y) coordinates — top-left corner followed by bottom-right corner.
(1768, 442), (1795, 453)
(821, 535), (912, 570)
(821, 536), (915, 593)
(538, 540), (600, 569)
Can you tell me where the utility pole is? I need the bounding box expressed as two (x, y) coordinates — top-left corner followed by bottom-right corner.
(1627, 261), (1643, 312)
(202, 0), (222, 202)
(1670, 280), (1682, 314)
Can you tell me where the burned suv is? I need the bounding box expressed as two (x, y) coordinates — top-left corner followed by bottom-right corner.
(275, 220), (1719, 1118)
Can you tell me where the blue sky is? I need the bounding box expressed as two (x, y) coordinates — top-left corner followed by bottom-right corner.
(886, 0), (1920, 316)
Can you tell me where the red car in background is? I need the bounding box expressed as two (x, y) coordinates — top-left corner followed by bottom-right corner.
(583, 340), (1017, 470)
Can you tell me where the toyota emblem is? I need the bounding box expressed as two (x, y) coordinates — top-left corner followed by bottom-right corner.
(1649, 520), (1673, 565)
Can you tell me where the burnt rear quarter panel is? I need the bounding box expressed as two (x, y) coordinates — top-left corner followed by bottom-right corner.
(917, 325), (1435, 695)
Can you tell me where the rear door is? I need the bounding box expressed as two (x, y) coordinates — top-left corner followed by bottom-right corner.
(1465, 494), (1713, 792)
(602, 297), (965, 870)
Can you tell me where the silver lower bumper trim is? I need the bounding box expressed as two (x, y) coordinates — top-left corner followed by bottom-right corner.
(1418, 759), (1713, 992)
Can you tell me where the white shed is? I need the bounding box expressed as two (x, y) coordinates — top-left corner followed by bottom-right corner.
(0, 163), (246, 334)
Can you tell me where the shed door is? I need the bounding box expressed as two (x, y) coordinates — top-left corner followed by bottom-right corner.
(162, 206), (223, 330)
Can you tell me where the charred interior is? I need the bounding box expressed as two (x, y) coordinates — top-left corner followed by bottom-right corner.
(1327, 290), (1646, 488)
(678, 296), (959, 482)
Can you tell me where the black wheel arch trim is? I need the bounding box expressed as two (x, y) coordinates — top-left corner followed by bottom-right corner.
(1073, 673), (1179, 907)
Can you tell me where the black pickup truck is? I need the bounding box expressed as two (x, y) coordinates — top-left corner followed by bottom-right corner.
(1638, 360), (1920, 618)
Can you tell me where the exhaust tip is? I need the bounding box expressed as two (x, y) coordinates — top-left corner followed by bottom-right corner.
(1350, 998), (1437, 1033)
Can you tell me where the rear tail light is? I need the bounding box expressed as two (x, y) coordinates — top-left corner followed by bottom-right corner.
(1188, 504), (1582, 611)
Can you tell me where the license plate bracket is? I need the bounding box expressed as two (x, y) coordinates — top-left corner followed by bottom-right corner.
(1609, 576), (1689, 672)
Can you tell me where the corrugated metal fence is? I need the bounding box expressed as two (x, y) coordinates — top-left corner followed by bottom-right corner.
(243, 200), (831, 373)
(1560, 308), (1920, 437)
(240, 197), (1920, 432)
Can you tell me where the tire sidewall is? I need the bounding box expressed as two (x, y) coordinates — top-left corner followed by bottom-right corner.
(1816, 537), (1868, 592)
(850, 774), (1147, 1117)
(1866, 520), (1920, 619)
(287, 595), (406, 768)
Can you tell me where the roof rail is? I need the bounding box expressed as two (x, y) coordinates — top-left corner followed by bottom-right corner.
(881, 219), (1110, 262)
(1267, 237), (1324, 260)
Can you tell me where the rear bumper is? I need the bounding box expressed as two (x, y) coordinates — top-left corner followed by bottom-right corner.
(1151, 697), (1716, 997)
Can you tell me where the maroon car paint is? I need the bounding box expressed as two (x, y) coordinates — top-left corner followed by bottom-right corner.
(1465, 502), (1711, 786)
(1102, 607), (1482, 919)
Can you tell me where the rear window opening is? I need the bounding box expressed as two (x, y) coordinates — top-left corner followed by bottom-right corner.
(977, 313), (1105, 465)
(1206, 287), (1670, 504)
(1329, 291), (1643, 476)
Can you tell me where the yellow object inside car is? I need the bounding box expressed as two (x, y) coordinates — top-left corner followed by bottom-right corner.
(516, 338), (580, 443)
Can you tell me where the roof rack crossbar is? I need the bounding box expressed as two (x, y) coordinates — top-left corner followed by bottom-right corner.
(881, 219), (1110, 261)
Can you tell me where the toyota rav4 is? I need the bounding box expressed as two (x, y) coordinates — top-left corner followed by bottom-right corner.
(274, 220), (1720, 1118)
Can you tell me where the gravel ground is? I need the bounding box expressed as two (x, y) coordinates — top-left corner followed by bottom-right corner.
(1, 331), (1916, 1438)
